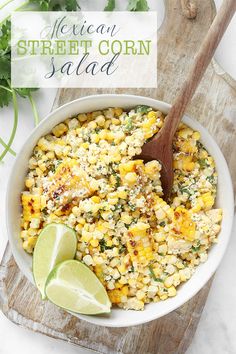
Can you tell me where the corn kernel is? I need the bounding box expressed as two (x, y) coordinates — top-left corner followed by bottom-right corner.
(78, 113), (87, 122)
(90, 239), (99, 247)
(124, 172), (138, 184)
(91, 196), (100, 203)
(168, 286), (177, 297)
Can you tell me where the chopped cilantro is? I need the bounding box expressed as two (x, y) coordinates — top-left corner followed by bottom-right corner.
(128, 202), (136, 211)
(149, 265), (163, 282)
(206, 175), (215, 184)
(119, 244), (126, 254)
(41, 207), (48, 215)
(99, 239), (113, 252)
(124, 116), (134, 132)
(129, 265), (135, 272)
(191, 241), (201, 253)
(198, 159), (209, 169)
(135, 105), (150, 114)
(159, 221), (166, 227)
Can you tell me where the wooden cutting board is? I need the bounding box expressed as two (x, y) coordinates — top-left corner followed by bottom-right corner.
(1, 1), (236, 353)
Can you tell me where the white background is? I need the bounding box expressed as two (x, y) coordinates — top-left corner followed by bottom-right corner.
(0, 0), (236, 353)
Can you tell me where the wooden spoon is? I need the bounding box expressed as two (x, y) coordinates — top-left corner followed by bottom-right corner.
(138, 0), (236, 199)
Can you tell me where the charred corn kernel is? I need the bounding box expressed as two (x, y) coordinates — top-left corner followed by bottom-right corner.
(52, 123), (68, 137)
(173, 206), (196, 241)
(25, 178), (34, 188)
(127, 222), (153, 264)
(78, 113), (87, 122)
(22, 194), (41, 222)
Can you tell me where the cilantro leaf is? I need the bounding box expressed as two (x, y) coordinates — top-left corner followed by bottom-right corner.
(65, 0), (80, 11)
(28, 0), (80, 11)
(104, 0), (116, 11)
(15, 88), (38, 98)
(127, 0), (149, 11)
(149, 265), (163, 282)
(198, 159), (209, 169)
(0, 20), (11, 55)
(0, 79), (12, 108)
(135, 105), (150, 114)
(0, 56), (10, 80)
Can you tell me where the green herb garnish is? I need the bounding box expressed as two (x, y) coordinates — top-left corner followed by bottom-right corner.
(99, 239), (113, 252)
(149, 265), (163, 282)
(124, 116), (134, 132)
(127, 0), (149, 11)
(198, 159), (209, 169)
(159, 221), (166, 227)
(119, 244), (126, 254)
(104, 0), (115, 11)
(135, 105), (150, 114)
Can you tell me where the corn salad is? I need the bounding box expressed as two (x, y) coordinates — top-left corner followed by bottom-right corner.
(21, 106), (222, 310)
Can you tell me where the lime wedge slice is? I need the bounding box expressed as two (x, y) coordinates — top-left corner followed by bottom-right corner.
(45, 260), (111, 315)
(33, 223), (77, 299)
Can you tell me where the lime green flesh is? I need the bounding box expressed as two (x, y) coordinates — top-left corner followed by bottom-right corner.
(33, 223), (77, 299)
(45, 260), (111, 315)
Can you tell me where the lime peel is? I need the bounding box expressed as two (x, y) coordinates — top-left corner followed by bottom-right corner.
(45, 260), (111, 315)
(33, 223), (77, 299)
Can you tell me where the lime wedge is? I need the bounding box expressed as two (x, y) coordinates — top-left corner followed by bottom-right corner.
(45, 260), (111, 315)
(33, 223), (77, 299)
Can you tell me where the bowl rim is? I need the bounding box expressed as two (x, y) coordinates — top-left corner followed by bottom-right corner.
(6, 93), (235, 327)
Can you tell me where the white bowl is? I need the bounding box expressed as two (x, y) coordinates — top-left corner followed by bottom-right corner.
(6, 94), (234, 327)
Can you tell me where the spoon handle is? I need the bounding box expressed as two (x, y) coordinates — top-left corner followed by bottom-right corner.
(161, 0), (236, 140)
